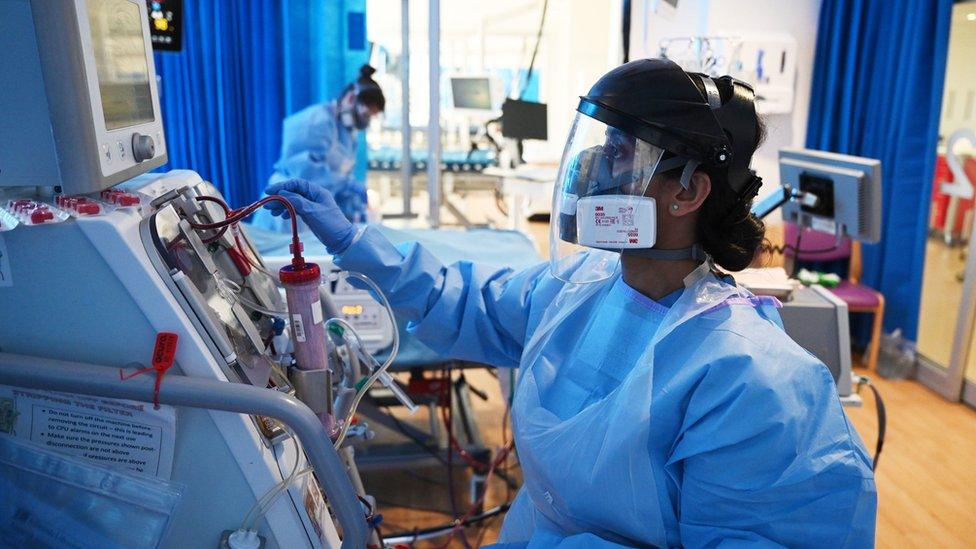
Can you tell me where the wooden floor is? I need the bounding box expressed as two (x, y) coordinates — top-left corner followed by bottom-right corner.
(364, 369), (517, 547)
(365, 217), (976, 547)
(845, 366), (976, 548)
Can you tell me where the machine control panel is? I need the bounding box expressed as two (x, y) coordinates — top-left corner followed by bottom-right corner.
(132, 133), (156, 162)
(329, 276), (396, 355)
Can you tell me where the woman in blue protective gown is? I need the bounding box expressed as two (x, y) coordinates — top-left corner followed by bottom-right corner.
(265, 59), (877, 548)
(252, 65), (384, 229)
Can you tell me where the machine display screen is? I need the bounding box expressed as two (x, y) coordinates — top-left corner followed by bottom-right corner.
(88, 0), (156, 130)
(451, 78), (492, 110)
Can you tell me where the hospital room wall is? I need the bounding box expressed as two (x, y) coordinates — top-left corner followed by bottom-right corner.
(631, 0), (824, 212)
(365, 0), (619, 162)
(517, 0), (621, 162)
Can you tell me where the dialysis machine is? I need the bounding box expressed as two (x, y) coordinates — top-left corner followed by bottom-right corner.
(0, 1), (384, 547)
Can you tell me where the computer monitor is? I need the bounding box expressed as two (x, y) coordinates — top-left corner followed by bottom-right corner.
(0, 0), (168, 194)
(451, 77), (492, 110)
(779, 148), (882, 243)
(501, 99), (548, 141)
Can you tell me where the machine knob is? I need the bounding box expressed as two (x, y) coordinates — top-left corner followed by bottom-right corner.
(132, 133), (156, 163)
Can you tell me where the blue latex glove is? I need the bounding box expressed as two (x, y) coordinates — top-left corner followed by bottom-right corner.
(264, 179), (356, 254)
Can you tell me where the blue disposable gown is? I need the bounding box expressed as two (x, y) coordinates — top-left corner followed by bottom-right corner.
(335, 226), (877, 548)
(252, 101), (367, 230)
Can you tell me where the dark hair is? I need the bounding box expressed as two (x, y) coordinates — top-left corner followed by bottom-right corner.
(347, 64), (386, 111)
(695, 139), (766, 271)
(664, 79), (767, 271)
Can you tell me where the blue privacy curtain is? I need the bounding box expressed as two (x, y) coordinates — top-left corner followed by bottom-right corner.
(154, 0), (367, 206)
(805, 0), (953, 341)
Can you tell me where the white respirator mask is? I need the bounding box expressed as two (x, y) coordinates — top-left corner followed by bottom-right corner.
(572, 195), (657, 249)
(550, 113), (704, 284)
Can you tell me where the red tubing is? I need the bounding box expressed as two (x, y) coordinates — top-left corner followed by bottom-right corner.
(193, 195), (304, 267)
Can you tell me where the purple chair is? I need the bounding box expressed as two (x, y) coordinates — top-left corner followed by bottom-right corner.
(784, 223), (886, 371)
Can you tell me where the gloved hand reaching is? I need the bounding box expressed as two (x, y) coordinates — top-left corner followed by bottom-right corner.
(264, 179), (357, 254)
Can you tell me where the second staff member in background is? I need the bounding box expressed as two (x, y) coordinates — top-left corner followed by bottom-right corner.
(253, 64), (384, 230)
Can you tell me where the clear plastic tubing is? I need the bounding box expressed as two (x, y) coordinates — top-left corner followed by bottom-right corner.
(279, 262), (334, 432)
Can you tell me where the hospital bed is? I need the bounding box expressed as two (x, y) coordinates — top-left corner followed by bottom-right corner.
(367, 147), (503, 227)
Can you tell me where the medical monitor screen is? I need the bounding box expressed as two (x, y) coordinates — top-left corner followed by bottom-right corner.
(146, 0), (183, 51)
(451, 78), (492, 110)
(88, 0), (156, 130)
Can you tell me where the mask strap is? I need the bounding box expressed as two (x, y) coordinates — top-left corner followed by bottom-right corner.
(701, 76), (722, 109)
(623, 244), (706, 262)
(679, 159), (700, 189)
(652, 156), (689, 174)
(650, 156), (698, 190)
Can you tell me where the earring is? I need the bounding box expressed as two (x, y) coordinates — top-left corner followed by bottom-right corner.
(671, 204), (680, 211)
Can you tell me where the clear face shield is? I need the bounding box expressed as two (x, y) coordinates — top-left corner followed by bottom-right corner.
(550, 113), (670, 283)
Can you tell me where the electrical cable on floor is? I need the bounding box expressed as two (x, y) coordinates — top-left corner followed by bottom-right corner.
(441, 374), (496, 475)
(378, 373), (521, 545)
(381, 503), (512, 545)
(379, 373), (517, 546)
(856, 375), (887, 471)
(474, 510), (499, 548)
(382, 406), (519, 490)
(436, 441), (515, 549)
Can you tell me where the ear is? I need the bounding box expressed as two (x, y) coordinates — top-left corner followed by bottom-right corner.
(669, 171), (711, 217)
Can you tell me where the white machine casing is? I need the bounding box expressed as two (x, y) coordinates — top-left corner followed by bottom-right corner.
(0, 1), (356, 545)
(0, 172), (342, 548)
(0, 0), (168, 193)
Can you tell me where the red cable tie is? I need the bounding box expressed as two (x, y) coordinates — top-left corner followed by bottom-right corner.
(119, 332), (179, 409)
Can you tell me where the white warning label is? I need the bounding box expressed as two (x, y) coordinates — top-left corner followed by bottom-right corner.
(31, 405), (163, 474)
(0, 386), (175, 478)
